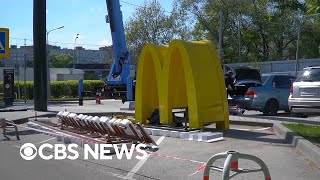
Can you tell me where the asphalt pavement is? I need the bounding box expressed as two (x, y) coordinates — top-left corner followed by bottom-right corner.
(0, 99), (320, 180)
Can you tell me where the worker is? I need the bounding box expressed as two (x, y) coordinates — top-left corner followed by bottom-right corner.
(224, 70), (235, 96)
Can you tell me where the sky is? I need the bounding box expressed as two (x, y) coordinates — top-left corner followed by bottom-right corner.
(1, 0), (173, 50)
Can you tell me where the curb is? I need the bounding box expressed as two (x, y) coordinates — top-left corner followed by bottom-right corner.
(273, 122), (320, 167)
(229, 120), (273, 127)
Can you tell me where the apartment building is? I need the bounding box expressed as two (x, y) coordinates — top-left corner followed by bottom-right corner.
(0, 45), (113, 67)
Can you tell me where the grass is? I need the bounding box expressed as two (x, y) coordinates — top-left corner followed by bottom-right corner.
(282, 123), (320, 147)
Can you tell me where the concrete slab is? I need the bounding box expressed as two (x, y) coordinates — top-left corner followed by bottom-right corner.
(160, 130), (170, 137)
(144, 128), (152, 135)
(183, 132), (198, 140)
(179, 131), (189, 139)
(170, 131), (180, 138)
(151, 129), (161, 136)
(202, 132), (224, 143)
(120, 101), (135, 110)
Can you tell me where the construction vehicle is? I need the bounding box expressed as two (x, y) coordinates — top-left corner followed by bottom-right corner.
(103, 0), (135, 103)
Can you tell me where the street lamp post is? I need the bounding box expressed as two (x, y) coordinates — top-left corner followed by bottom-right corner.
(46, 25), (64, 101)
(237, 0), (241, 63)
(295, 21), (301, 76)
(73, 34), (79, 72)
(295, 13), (320, 76)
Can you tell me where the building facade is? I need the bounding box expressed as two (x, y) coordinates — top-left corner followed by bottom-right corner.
(0, 45), (113, 67)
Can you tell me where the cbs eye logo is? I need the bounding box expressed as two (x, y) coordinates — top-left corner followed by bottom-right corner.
(20, 143), (37, 160)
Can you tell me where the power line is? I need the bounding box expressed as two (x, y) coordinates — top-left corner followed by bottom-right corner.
(120, 0), (172, 14)
(50, 41), (107, 47)
(10, 37), (33, 41)
(120, 1), (143, 8)
(9, 37), (110, 47)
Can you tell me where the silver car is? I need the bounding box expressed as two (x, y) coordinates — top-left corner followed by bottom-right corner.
(289, 66), (320, 118)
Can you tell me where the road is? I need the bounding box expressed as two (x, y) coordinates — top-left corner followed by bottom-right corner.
(1, 123), (320, 180)
(1, 100), (320, 179)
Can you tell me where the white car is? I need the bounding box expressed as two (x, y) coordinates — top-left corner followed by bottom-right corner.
(288, 66), (320, 118)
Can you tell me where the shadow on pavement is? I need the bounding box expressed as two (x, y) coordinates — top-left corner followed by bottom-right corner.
(5, 129), (42, 136)
(237, 113), (320, 125)
(224, 129), (287, 144)
(205, 127), (287, 145)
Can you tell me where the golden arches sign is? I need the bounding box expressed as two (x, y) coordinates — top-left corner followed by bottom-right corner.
(135, 40), (229, 129)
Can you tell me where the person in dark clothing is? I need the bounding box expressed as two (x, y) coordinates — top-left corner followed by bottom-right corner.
(224, 71), (235, 96)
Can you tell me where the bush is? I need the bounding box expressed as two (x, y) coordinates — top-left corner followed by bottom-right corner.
(0, 80), (105, 100)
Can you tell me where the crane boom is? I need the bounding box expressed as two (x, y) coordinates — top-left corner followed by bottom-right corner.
(105, 0), (135, 102)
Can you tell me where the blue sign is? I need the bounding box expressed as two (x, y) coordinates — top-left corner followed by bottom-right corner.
(0, 28), (9, 59)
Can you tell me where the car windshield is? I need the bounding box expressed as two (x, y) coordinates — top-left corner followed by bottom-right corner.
(296, 68), (320, 82)
(261, 75), (269, 84)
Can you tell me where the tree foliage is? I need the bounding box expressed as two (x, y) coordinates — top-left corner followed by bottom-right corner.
(125, 0), (193, 64)
(125, 0), (320, 65)
(50, 53), (73, 68)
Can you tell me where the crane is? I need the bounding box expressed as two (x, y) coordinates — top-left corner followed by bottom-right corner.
(104, 0), (135, 102)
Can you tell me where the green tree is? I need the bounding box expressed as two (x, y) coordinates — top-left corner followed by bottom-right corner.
(125, 0), (173, 64)
(26, 60), (33, 67)
(125, 0), (193, 64)
(105, 57), (113, 65)
(50, 53), (73, 68)
(306, 0), (320, 14)
(177, 0), (314, 63)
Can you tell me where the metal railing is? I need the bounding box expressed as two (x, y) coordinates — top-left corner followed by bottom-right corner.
(203, 150), (271, 180)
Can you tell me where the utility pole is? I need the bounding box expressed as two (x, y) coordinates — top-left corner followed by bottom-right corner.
(295, 21), (301, 76)
(295, 11), (304, 77)
(46, 25), (64, 101)
(15, 50), (20, 100)
(237, 0), (241, 63)
(218, 9), (223, 60)
(73, 34), (79, 73)
(33, 0), (48, 111)
(24, 38), (27, 103)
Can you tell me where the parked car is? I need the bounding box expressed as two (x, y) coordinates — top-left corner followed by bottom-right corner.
(225, 66), (263, 94)
(230, 73), (296, 116)
(289, 66), (320, 118)
(227, 67), (263, 114)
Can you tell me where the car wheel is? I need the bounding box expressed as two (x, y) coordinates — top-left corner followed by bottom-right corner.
(263, 99), (279, 116)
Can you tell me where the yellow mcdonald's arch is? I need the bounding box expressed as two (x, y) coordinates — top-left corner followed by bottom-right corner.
(135, 40), (229, 129)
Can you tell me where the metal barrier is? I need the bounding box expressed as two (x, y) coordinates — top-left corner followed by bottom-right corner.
(0, 118), (20, 140)
(203, 151), (271, 180)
